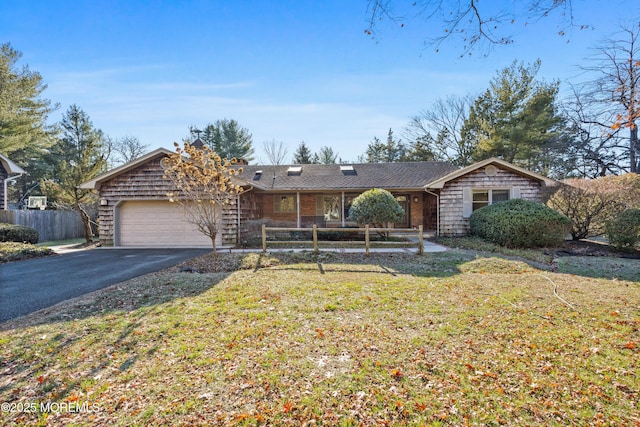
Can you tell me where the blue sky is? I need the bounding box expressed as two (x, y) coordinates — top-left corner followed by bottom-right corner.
(2, 1), (638, 163)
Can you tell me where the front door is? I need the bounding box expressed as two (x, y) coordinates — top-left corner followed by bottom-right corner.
(395, 195), (410, 228)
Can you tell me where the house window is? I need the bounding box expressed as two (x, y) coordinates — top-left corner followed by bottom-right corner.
(322, 195), (341, 221)
(274, 195), (296, 213)
(472, 189), (510, 212)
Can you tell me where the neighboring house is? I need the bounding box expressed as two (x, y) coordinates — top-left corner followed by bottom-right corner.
(80, 148), (557, 247)
(0, 153), (26, 210)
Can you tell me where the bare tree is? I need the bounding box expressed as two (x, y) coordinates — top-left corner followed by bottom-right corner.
(161, 142), (245, 254)
(365, 0), (586, 56)
(404, 94), (474, 166)
(576, 22), (640, 173)
(263, 139), (289, 165)
(547, 178), (628, 239)
(562, 85), (630, 177)
(106, 135), (149, 167)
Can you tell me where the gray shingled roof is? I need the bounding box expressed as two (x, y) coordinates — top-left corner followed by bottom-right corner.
(236, 162), (459, 191)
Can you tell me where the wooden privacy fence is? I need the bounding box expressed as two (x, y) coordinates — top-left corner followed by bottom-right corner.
(262, 224), (424, 256)
(0, 210), (84, 242)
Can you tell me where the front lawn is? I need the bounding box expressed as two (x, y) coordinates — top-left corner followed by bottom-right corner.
(1, 251), (638, 426)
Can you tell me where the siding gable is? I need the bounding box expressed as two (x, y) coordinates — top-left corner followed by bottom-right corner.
(439, 166), (544, 236)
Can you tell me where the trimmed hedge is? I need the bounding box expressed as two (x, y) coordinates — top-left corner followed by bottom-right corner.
(348, 188), (404, 226)
(470, 199), (570, 248)
(605, 208), (640, 252)
(0, 223), (39, 244)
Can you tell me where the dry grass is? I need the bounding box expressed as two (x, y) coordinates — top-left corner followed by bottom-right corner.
(1, 250), (638, 426)
(0, 242), (53, 263)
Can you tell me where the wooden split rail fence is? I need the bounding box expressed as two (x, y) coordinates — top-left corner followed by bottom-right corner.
(261, 224), (424, 256)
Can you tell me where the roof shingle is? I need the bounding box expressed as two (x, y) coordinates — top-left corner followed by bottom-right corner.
(236, 162), (459, 191)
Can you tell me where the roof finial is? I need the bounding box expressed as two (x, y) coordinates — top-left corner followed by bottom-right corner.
(190, 127), (204, 148)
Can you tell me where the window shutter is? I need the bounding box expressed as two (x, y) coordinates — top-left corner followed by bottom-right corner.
(510, 187), (521, 199)
(462, 187), (473, 218)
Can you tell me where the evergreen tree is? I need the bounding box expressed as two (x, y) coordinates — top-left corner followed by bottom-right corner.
(292, 141), (314, 164)
(0, 43), (58, 202)
(403, 135), (437, 161)
(364, 137), (386, 163)
(462, 59), (568, 175)
(0, 43), (57, 155)
(315, 146), (338, 164)
(41, 105), (107, 242)
(364, 129), (405, 162)
(384, 128), (405, 161)
(201, 119), (255, 162)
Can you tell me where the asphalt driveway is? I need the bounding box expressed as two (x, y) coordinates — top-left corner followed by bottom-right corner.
(0, 248), (209, 323)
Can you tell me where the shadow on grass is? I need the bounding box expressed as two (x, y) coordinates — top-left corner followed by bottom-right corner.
(553, 256), (640, 282)
(0, 271), (232, 333)
(0, 270), (232, 401)
(242, 250), (472, 278)
(434, 236), (640, 282)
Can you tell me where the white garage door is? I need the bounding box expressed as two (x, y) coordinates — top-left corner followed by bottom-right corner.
(118, 200), (220, 247)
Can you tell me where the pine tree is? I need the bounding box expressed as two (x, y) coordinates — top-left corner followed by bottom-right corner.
(0, 43), (58, 202)
(364, 137), (386, 163)
(315, 146), (338, 164)
(41, 105), (106, 242)
(201, 119), (255, 162)
(292, 141), (314, 164)
(364, 129), (405, 162)
(463, 59), (567, 174)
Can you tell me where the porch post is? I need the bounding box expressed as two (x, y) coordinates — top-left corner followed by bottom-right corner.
(236, 194), (241, 245)
(365, 225), (370, 257)
(341, 192), (345, 227)
(296, 192), (301, 228)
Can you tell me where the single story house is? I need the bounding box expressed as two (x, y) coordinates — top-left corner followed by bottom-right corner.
(80, 148), (557, 247)
(1, 152), (26, 210)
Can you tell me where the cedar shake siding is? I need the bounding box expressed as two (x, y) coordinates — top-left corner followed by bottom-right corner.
(438, 166), (545, 236)
(96, 156), (239, 246)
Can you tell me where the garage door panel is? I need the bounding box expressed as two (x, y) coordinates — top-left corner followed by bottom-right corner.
(118, 201), (220, 247)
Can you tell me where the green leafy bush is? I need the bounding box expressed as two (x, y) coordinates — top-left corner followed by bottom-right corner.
(348, 188), (404, 227)
(605, 208), (640, 252)
(470, 199), (570, 248)
(0, 223), (39, 244)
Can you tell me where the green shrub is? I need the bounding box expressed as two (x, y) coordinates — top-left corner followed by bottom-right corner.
(0, 223), (39, 244)
(470, 199), (570, 248)
(348, 188), (404, 227)
(605, 208), (640, 252)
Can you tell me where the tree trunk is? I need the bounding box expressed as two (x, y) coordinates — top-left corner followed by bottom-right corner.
(76, 204), (93, 243)
(631, 126), (639, 173)
(210, 233), (217, 255)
